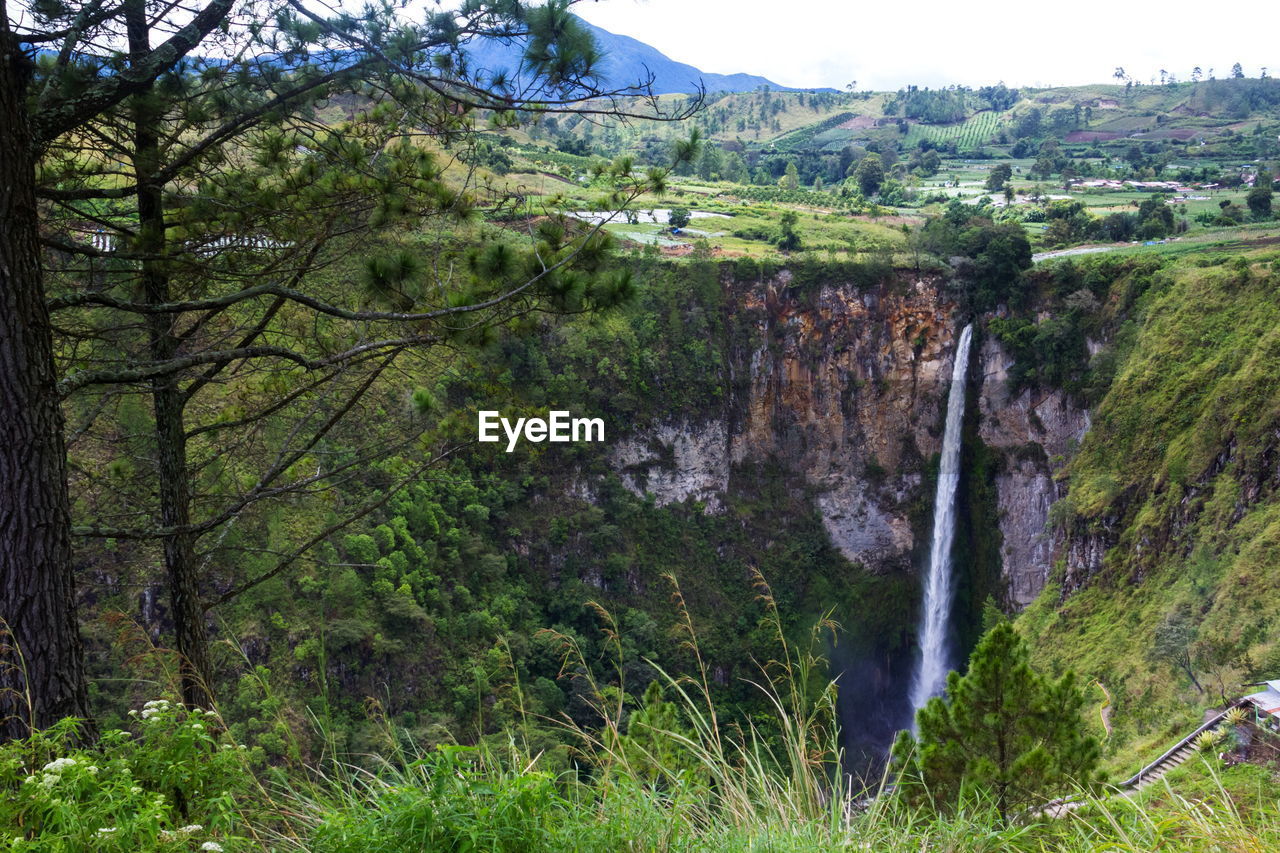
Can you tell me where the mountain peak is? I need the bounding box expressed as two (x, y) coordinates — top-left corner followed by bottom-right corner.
(463, 14), (816, 95)
(575, 17), (812, 94)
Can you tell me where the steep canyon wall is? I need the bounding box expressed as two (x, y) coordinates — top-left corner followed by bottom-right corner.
(605, 266), (1090, 610)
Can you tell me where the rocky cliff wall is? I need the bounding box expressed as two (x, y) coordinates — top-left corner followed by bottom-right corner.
(604, 266), (1090, 607)
(728, 271), (956, 575)
(977, 336), (1092, 607)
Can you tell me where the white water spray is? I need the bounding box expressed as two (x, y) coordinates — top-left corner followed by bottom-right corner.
(908, 324), (973, 722)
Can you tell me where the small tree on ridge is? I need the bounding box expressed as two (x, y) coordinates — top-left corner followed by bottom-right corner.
(891, 622), (1101, 823)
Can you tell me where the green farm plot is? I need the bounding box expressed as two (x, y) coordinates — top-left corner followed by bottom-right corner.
(810, 127), (861, 149)
(596, 194), (914, 258)
(1090, 113), (1157, 133)
(1064, 188), (1256, 222)
(1102, 222), (1280, 257)
(902, 111), (1006, 148)
(602, 222), (689, 247)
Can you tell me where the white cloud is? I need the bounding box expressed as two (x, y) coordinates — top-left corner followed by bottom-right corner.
(576, 0), (1278, 90)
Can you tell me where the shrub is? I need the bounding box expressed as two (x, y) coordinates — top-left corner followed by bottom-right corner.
(0, 703), (249, 851)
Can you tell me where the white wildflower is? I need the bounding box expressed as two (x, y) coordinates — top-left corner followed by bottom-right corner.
(200, 843), (224, 852)
(41, 758), (76, 772)
(179, 825), (203, 834)
(86, 765), (99, 775)
(95, 827), (117, 836)
(139, 699), (172, 719)
(190, 723), (204, 731)
(129, 786), (142, 794)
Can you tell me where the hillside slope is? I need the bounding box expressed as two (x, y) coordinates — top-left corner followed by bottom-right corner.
(1020, 248), (1280, 753)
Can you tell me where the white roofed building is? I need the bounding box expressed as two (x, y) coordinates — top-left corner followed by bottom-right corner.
(1243, 680), (1280, 728)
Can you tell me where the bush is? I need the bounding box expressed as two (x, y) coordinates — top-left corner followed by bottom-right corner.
(0, 703), (249, 851)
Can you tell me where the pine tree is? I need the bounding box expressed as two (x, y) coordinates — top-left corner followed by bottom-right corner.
(619, 681), (704, 787)
(776, 210), (802, 252)
(780, 160), (800, 190)
(2, 0), (698, 733)
(853, 153), (884, 196)
(891, 623), (1101, 822)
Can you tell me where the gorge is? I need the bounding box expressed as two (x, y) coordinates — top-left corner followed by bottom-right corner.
(87, 251), (1273, 778)
(582, 261), (1092, 762)
(11, 0), (1280, 838)
(47, 245), (1280, 846)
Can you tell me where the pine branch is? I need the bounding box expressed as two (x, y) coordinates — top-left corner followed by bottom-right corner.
(56, 335), (437, 396)
(34, 0), (239, 144)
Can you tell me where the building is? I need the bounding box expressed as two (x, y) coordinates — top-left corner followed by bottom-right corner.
(1243, 679), (1280, 727)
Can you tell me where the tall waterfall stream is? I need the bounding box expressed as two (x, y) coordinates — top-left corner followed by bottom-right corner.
(908, 323), (973, 723)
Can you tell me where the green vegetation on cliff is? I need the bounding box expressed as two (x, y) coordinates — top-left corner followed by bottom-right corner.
(73, 258), (923, 769)
(1019, 248), (1280, 765)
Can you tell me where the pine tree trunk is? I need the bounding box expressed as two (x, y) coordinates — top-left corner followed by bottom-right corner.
(154, 381), (211, 710)
(0, 32), (93, 740)
(127, 3), (214, 710)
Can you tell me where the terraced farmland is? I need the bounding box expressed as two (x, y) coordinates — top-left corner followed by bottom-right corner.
(902, 110), (1006, 148)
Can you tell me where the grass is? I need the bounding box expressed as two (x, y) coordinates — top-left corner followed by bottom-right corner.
(273, 754), (1280, 852)
(5, 573), (1279, 850)
(261, 575), (1280, 851)
(589, 189), (912, 259)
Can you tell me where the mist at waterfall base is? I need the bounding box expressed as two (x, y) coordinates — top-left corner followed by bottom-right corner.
(830, 637), (915, 776)
(831, 325), (976, 775)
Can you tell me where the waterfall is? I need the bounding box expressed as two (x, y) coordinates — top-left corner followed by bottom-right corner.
(908, 323), (973, 722)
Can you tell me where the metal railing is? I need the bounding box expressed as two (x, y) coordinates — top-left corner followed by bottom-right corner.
(1117, 701), (1244, 789)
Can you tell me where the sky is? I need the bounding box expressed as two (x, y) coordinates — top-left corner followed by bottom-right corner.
(574, 0), (1279, 91)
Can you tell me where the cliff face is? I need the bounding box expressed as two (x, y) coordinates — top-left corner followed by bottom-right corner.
(977, 336), (1091, 607)
(1010, 255), (1280, 726)
(611, 270), (953, 575)
(731, 270), (959, 574)
(605, 266), (1089, 607)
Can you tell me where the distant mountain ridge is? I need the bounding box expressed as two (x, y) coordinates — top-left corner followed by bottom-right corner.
(574, 18), (817, 94)
(27, 16), (815, 96)
(465, 16), (822, 95)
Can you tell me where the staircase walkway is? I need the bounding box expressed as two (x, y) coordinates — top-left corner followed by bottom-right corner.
(1036, 703), (1242, 818)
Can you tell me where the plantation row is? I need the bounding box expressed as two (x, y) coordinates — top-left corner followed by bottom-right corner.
(903, 111), (1006, 149)
(770, 112), (857, 152)
(730, 185), (867, 209)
